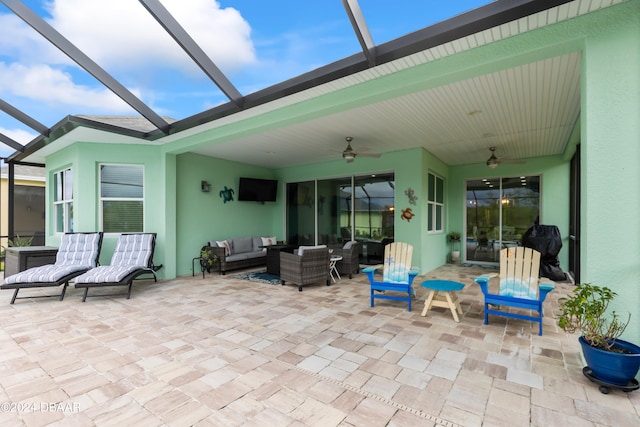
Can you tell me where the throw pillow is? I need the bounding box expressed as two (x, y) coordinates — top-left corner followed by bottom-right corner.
(343, 241), (355, 250)
(216, 240), (231, 256)
(261, 236), (277, 252)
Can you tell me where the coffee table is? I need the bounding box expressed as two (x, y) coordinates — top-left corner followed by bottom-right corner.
(420, 279), (465, 322)
(264, 244), (296, 275)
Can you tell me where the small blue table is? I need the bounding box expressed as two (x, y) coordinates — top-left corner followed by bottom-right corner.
(420, 280), (465, 322)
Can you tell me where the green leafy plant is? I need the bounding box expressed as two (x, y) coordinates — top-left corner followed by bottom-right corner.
(447, 231), (461, 241)
(8, 235), (33, 247)
(557, 283), (630, 352)
(200, 246), (218, 271)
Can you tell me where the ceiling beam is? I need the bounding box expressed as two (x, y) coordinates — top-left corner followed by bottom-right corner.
(0, 0), (170, 134)
(139, 0), (244, 108)
(342, 0), (376, 67)
(0, 98), (49, 136)
(0, 133), (25, 152)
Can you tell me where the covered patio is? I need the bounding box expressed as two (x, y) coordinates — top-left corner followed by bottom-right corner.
(1, 265), (637, 426)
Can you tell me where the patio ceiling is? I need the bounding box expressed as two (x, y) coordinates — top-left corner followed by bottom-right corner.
(0, 1), (620, 168)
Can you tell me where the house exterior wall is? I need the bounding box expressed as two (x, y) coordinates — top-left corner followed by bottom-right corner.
(45, 142), (171, 274)
(175, 152), (277, 275)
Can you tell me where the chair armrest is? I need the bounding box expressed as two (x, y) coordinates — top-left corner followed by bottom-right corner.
(539, 283), (555, 291)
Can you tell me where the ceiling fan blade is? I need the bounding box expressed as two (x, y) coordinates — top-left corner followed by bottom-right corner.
(358, 152), (381, 158)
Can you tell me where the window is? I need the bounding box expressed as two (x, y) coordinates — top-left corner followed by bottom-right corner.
(100, 164), (144, 233)
(427, 172), (444, 232)
(53, 168), (73, 233)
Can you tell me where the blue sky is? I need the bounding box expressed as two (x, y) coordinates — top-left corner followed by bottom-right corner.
(0, 0), (490, 158)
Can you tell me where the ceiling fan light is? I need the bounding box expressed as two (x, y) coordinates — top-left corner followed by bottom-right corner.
(343, 152), (355, 161)
(486, 159), (499, 168)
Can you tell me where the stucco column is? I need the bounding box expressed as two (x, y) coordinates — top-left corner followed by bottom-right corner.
(581, 6), (640, 344)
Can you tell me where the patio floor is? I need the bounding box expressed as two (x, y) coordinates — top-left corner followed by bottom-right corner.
(0, 264), (638, 426)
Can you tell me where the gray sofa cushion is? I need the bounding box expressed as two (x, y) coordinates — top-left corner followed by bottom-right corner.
(226, 251), (265, 262)
(231, 237), (253, 254)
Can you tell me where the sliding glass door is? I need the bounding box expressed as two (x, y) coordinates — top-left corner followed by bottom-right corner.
(286, 173), (394, 264)
(466, 175), (540, 264)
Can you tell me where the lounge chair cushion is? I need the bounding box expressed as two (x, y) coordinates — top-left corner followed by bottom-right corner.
(54, 232), (103, 266)
(4, 265), (89, 284)
(110, 233), (155, 266)
(4, 232), (102, 284)
(74, 265), (145, 284)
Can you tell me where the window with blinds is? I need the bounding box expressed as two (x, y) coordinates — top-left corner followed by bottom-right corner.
(100, 164), (144, 233)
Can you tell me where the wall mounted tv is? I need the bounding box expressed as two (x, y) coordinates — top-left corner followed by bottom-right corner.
(238, 177), (278, 202)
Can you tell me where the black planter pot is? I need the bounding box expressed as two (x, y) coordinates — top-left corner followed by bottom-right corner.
(579, 336), (640, 387)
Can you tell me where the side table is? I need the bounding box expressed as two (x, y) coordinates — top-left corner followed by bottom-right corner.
(329, 255), (343, 282)
(420, 280), (465, 322)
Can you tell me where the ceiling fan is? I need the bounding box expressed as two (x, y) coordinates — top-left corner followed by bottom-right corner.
(342, 137), (381, 163)
(485, 147), (525, 169)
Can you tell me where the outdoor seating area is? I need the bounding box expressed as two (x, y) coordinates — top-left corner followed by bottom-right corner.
(0, 263), (637, 425)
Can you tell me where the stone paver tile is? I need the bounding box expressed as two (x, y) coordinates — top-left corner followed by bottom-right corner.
(264, 387), (306, 414)
(305, 380), (346, 404)
(388, 409), (438, 427)
(446, 386), (488, 416)
(530, 388), (576, 414)
(241, 407), (294, 427)
(438, 404), (482, 427)
(394, 368), (431, 389)
(144, 390), (193, 415)
(290, 397), (346, 425)
(199, 378), (252, 410)
(361, 374), (401, 400)
(574, 399), (640, 427)
(160, 399), (212, 427)
(531, 406), (593, 427)
(344, 396), (397, 427)
(297, 355), (331, 373)
(507, 367), (543, 389)
(397, 354), (429, 372)
(424, 358), (461, 381)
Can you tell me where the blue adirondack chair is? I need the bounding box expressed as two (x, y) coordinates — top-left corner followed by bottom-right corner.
(474, 246), (554, 335)
(364, 242), (419, 311)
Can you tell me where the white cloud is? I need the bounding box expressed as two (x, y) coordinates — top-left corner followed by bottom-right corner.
(0, 14), (70, 66)
(0, 127), (38, 145)
(0, 0), (257, 121)
(0, 62), (135, 113)
(46, 0), (256, 74)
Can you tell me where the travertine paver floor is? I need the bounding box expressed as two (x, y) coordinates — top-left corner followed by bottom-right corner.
(0, 264), (638, 426)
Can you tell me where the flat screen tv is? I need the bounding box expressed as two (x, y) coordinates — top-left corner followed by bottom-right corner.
(238, 177), (278, 202)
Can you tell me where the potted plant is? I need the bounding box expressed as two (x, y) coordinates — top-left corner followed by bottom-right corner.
(557, 282), (640, 389)
(447, 232), (461, 261)
(200, 246), (218, 273)
(447, 231), (461, 241)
